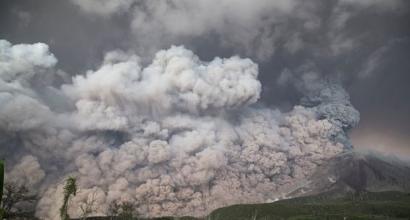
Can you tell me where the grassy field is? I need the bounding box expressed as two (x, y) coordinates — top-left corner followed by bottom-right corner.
(202, 191), (410, 220)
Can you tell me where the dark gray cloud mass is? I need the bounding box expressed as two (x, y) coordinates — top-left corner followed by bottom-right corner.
(0, 0), (409, 219)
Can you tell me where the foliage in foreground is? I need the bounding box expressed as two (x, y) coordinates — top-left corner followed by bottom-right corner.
(60, 177), (78, 220)
(0, 160), (3, 219)
(0, 160), (38, 219)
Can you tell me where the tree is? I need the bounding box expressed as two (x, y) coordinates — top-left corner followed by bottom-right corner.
(107, 200), (138, 220)
(60, 177), (77, 220)
(118, 201), (135, 219)
(0, 161), (38, 219)
(107, 200), (121, 218)
(80, 190), (97, 220)
(1, 182), (37, 218)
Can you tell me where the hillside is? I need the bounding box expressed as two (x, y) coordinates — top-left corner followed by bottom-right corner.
(204, 191), (410, 220)
(287, 151), (410, 199)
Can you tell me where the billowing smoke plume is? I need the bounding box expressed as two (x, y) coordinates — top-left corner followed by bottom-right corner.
(0, 40), (359, 219)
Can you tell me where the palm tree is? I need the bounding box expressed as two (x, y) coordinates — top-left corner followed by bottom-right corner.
(60, 177), (77, 220)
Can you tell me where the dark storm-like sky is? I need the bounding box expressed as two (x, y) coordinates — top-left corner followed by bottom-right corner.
(1, 0), (409, 154)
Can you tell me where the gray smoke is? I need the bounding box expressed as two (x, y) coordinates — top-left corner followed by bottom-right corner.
(68, 0), (404, 62)
(0, 39), (360, 219)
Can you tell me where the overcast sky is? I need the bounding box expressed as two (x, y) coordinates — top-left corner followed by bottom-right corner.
(1, 0), (409, 155)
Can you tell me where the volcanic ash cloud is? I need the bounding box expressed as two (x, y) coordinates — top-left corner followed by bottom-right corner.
(0, 40), (359, 219)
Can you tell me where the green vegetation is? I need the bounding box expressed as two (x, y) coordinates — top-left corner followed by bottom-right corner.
(60, 177), (78, 220)
(0, 160), (4, 219)
(204, 191), (410, 220)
